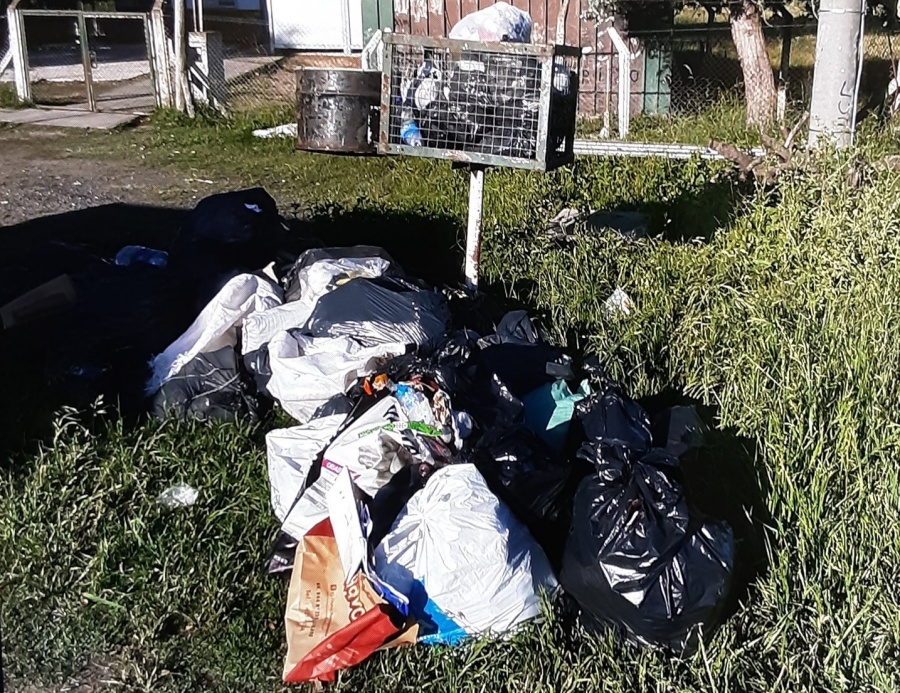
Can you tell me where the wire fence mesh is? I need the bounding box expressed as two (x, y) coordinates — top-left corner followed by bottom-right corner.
(87, 15), (155, 112)
(574, 18), (900, 141)
(663, 21), (899, 119)
(19, 13), (86, 108)
(9, 9), (155, 112)
(381, 36), (579, 170)
(181, 10), (296, 119)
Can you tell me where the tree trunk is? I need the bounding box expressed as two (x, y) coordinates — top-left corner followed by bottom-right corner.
(729, 0), (776, 129)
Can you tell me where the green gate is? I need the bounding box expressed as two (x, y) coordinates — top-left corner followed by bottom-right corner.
(361, 0), (392, 44)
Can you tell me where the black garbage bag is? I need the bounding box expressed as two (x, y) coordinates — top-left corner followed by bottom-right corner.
(152, 346), (259, 423)
(476, 343), (572, 397)
(304, 276), (450, 350)
(478, 309), (541, 346)
(561, 382), (735, 653)
(168, 188), (285, 310)
(280, 246), (401, 304)
(471, 426), (575, 565)
(375, 330), (478, 397)
(574, 374), (653, 450)
(473, 311), (573, 398)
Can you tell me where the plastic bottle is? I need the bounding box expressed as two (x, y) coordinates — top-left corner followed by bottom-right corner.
(114, 245), (168, 268)
(394, 384), (435, 425)
(400, 118), (423, 147)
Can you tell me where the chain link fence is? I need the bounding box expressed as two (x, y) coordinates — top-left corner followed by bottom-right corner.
(3, 2), (157, 113)
(622, 18), (899, 134)
(162, 8), (298, 121)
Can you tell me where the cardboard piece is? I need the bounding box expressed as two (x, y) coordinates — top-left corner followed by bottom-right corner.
(0, 274), (78, 329)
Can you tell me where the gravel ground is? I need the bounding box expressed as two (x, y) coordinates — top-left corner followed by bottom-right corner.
(0, 125), (219, 693)
(0, 126), (187, 228)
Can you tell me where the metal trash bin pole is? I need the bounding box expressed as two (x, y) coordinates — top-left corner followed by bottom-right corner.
(377, 34), (582, 292)
(464, 166), (485, 292)
(291, 38), (581, 293)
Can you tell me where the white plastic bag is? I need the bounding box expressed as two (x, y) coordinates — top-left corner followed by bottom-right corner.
(158, 484), (199, 509)
(449, 2), (533, 43)
(266, 332), (406, 424)
(147, 273), (282, 393)
(323, 396), (433, 498)
(243, 255), (393, 353)
(374, 464), (558, 645)
(266, 414), (348, 522)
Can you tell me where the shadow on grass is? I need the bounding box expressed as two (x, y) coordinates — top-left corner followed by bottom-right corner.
(0, 201), (473, 461)
(640, 389), (771, 622)
(0, 204), (194, 461)
(284, 203), (467, 289)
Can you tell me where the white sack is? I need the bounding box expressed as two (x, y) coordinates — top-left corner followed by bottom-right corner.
(322, 396), (428, 498)
(374, 464), (558, 645)
(266, 413), (348, 522)
(449, 2), (533, 43)
(147, 273), (282, 393)
(266, 332), (406, 424)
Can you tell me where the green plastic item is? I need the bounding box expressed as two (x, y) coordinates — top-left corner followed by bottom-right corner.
(522, 379), (591, 451)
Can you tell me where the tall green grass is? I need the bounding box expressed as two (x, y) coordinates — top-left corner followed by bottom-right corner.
(3, 118), (900, 691)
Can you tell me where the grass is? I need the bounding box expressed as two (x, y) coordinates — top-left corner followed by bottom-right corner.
(0, 83), (23, 109)
(4, 112), (900, 691)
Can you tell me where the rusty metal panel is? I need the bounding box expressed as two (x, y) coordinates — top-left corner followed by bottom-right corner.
(444, 0), (462, 36)
(409, 0), (428, 35)
(387, 31), (557, 56)
(579, 15), (597, 114)
(628, 35), (645, 117)
(564, 0), (579, 45)
(427, 0), (443, 36)
(530, 0), (548, 44)
(395, 0), (411, 33)
(396, 0), (594, 42)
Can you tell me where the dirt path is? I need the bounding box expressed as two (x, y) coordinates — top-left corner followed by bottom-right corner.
(0, 126), (192, 227)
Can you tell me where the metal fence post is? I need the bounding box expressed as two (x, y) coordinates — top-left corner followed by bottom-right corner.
(608, 27), (631, 138)
(77, 12), (96, 111)
(807, 0), (866, 148)
(464, 166), (486, 292)
(341, 0), (352, 55)
(8, 4), (31, 103)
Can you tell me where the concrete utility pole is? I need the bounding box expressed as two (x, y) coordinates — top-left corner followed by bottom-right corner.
(807, 0), (866, 148)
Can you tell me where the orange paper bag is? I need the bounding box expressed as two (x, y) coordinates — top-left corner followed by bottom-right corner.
(283, 518), (416, 683)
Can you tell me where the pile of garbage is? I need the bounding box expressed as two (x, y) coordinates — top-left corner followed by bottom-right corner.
(126, 190), (739, 682)
(1, 187), (736, 682)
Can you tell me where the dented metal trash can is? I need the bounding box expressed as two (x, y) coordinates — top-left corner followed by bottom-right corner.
(295, 68), (381, 155)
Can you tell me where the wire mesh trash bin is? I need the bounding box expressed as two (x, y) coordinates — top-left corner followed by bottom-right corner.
(378, 32), (582, 291)
(378, 33), (581, 172)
